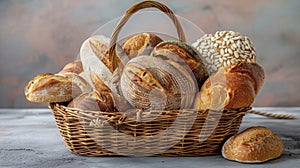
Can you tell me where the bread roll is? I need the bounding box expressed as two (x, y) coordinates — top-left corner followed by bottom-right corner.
(68, 91), (131, 112)
(222, 126), (284, 163)
(193, 62), (265, 110)
(58, 59), (83, 74)
(25, 73), (82, 102)
(192, 31), (256, 75)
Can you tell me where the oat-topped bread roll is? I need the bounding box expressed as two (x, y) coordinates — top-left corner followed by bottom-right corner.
(193, 62), (265, 110)
(222, 126), (284, 163)
(25, 73), (82, 102)
(192, 31), (256, 75)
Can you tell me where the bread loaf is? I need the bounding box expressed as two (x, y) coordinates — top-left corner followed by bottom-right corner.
(68, 91), (131, 112)
(58, 59), (83, 74)
(222, 126), (284, 163)
(193, 62), (265, 110)
(121, 33), (162, 59)
(89, 71), (112, 93)
(151, 40), (208, 87)
(57, 72), (93, 94)
(25, 73), (82, 102)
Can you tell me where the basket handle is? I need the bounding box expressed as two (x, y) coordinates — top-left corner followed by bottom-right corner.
(108, 0), (186, 71)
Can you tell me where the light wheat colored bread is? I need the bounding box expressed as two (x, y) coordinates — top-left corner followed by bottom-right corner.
(25, 73), (82, 102)
(57, 72), (93, 94)
(193, 62), (265, 110)
(222, 126), (284, 163)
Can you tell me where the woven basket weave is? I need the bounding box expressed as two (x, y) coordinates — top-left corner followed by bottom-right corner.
(49, 1), (255, 156)
(49, 103), (250, 156)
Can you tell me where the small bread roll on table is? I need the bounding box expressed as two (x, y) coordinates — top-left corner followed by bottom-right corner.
(222, 126), (284, 163)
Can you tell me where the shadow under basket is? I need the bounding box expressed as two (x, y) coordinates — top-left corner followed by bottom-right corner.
(49, 103), (251, 156)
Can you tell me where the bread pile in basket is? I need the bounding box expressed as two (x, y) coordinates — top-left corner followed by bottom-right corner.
(24, 0), (286, 162)
(25, 30), (265, 112)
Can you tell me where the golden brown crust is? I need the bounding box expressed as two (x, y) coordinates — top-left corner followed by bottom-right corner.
(25, 73), (82, 102)
(121, 33), (162, 59)
(58, 59), (83, 74)
(222, 126), (284, 163)
(226, 62), (265, 94)
(89, 71), (112, 93)
(193, 62), (264, 110)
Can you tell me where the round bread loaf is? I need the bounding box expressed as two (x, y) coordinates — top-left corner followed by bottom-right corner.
(222, 126), (284, 163)
(152, 40), (208, 87)
(192, 31), (256, 75)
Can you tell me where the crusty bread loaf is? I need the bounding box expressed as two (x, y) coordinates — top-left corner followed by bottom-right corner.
(222, 126), (284, 163)
(67, 91), (116, 111)
(193, 62), (265, 110)
(58, 59), (83, 74)
(25, 73), (82, 102)
(68, 91), (131, 112)
(57, 72), (92, 94)
(89, 71), (112, 93)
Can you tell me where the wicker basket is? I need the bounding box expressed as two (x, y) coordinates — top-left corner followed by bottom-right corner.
(48, 1), (256, 156)
(49, 103), (250, 156)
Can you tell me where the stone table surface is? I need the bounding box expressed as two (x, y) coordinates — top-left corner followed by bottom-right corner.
(0, 107), (299, 168)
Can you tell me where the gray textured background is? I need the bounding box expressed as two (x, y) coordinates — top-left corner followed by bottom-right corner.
(0, 0), (299, 108)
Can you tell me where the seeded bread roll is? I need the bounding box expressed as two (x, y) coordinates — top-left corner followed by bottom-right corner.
(192, 31), (256, 75)
(25, 73), (82, 102)
(222, 126), (284, 163)
(193, 62), (265, 110)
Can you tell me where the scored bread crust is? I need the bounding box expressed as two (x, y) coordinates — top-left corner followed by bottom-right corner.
(193, 62), (265, 110)
(25, 73), (82, 102)
(221, 126), (284, 163)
